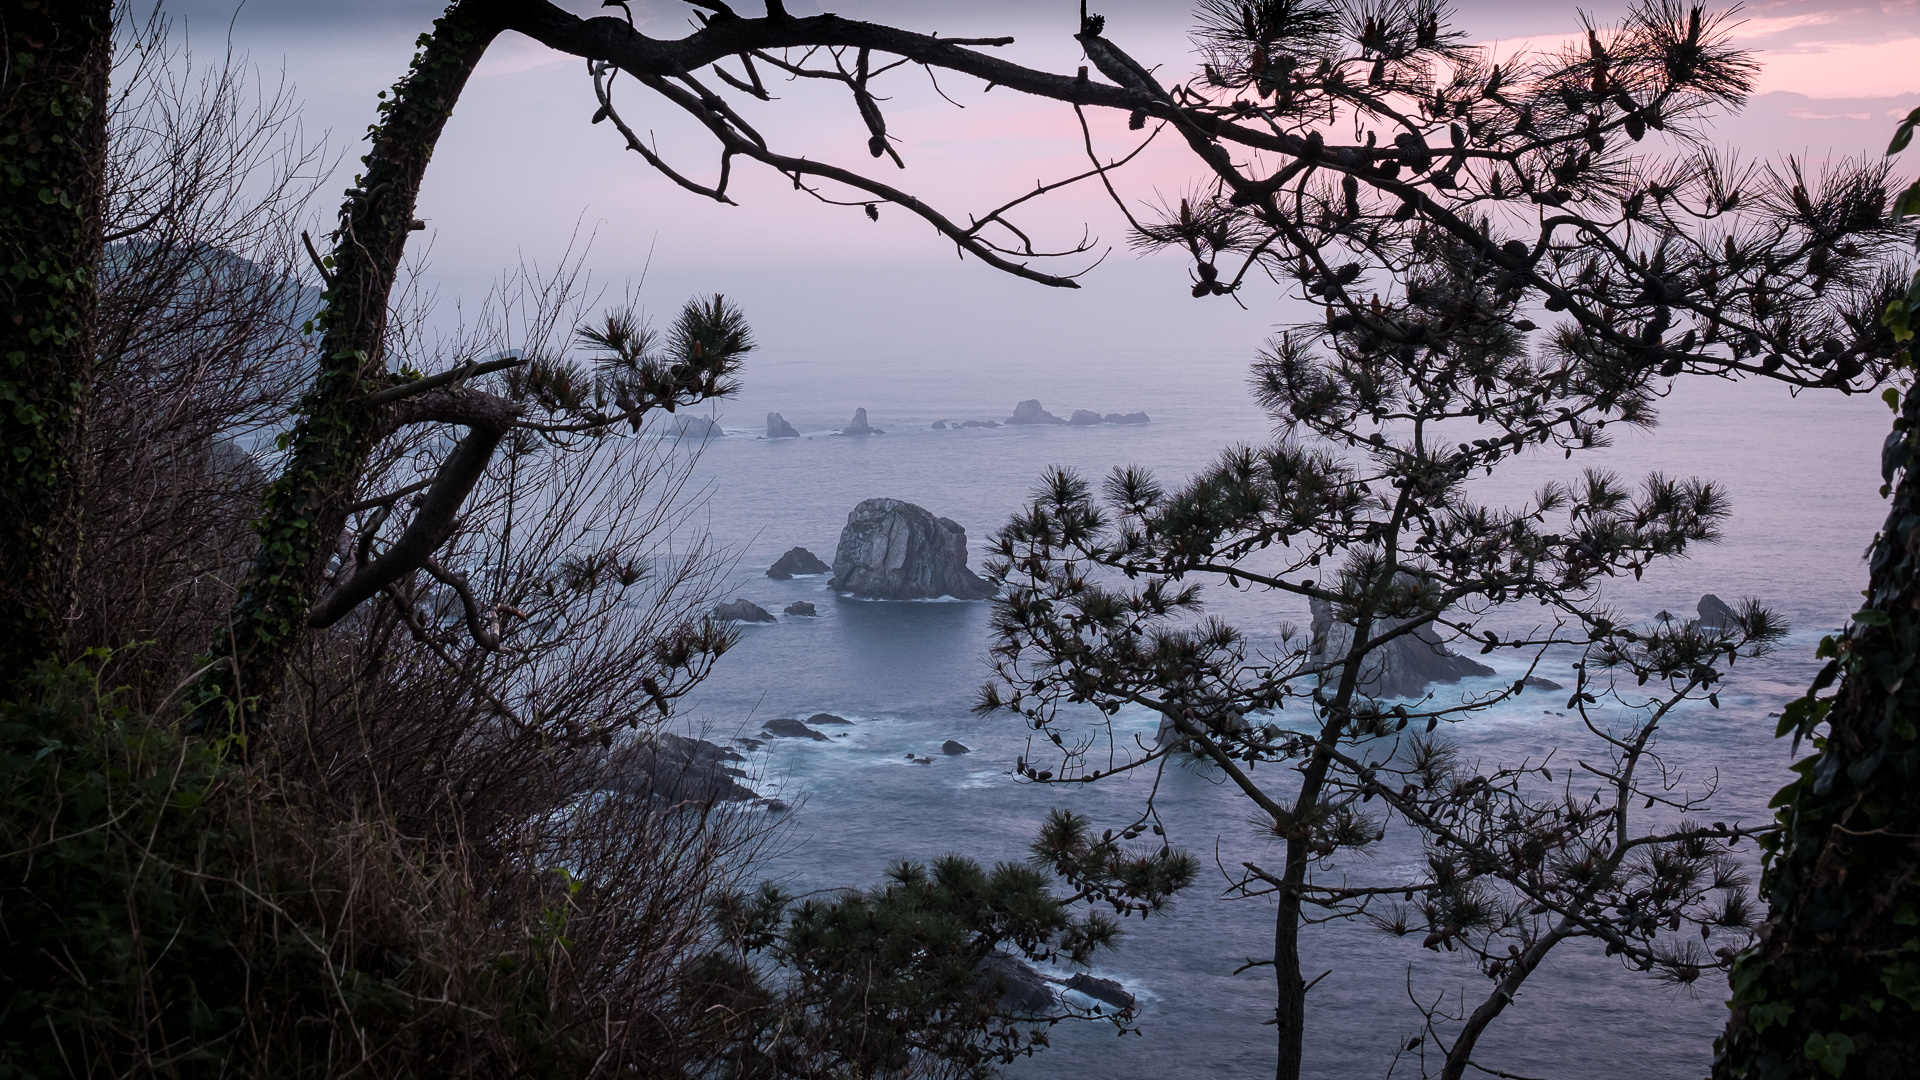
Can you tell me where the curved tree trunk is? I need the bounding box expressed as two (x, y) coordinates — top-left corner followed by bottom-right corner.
(0, 0), (111, 695)
(1714, 382), (1920, 1077)
(189, 1), (505, 727)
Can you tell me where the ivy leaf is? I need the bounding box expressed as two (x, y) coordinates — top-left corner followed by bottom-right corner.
(1883, 960), (1920, 1010)
(1803, 1031), (1854, 1077)
(1748, 999), (1793, 1033)
(1891, 106), (1920, 153)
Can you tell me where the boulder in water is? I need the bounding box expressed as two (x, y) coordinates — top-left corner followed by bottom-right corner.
(713, 598), (776, 623)
(942, 739), (971, 755)
(1308, 581), (1494, 699)
(611, 733), (758, 804)
(840, 407), (883, 435)
(1064, 973), (1135, 1014)
(1069, 409), (1104, 426)
(973, 953), (1056, 1017)
(761, 718), (830, 741)
(784, 601), (818, 617)
(766, 412), (800, 438)
(1104, 411), (1150, 425)
(959, 419), (1000, 429)
(1006, 399), (1067, 425)
(1697, 593), (1740, 630)
(930, 419), (948, 430)
(808, 713), (853, 725)
(830, 498), (996, 600)
(767, 546), (831, 579)
(1523, 676), (1563, 691)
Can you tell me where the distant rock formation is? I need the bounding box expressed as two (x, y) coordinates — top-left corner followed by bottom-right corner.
(767, 546), (831, 579)
(1003, 400), (1148, 426)
(784, 601), (818, 617)
(761, 718), (830, 741)
(1308, 585), (1494, 699)
(712, 598), (776, 623)
(670, 415), (724, 439)
(959, 419), (1000, 428)
(1697, 593), (1739, 630)
(829, 497), (996, 600)
(808, 713), (852, 725)
(930, 419), (948, 429)
(610, 733), (758, 804)
(1065, 973), (1135, 1014)
(766, 412), (799, 438)
(1524, 675), (1564, 691)
(942, 739), (971, 755)
(1006, 399), (1067, 425)
(839, 407), (883, 435)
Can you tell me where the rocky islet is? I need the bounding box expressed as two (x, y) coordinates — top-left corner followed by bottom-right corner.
(829, 497), (995, 600)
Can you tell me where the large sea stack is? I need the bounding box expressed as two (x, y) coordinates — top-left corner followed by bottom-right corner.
(1005, 399), (1067, 425)
(766, 412), (800, 438)
(830, 498), (996, 600)
(840, 408), (882, 435)
(1307, 589), (1494, 699)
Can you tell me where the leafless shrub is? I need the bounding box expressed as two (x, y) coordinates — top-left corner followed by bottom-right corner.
(76, 3), (327, 700)
(31, 10), (781, 1077)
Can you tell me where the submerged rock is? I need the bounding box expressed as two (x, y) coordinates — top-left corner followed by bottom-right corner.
(839, 407), (883, 435)
(829, 497), (996, 600)
(767, 546), (831, 579)
(1064, 973), (1135, 1014)
(807, 713), (852, 725)
(784, 601), (818, 617)
(762, 718), (830, 741)
(766, 412), (800, 439)
(959, 419), (1000, 429)
(1308, 581), (1494, 699)
(1104, 411), (1150, 425)
(713, 599), (776, 623)
(942, 740), (971, 755)
(1006, 399), (1067, 425)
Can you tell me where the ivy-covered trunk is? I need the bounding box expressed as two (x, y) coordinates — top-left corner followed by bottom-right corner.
(1714, 379), (1920, 1077)
(0, 1), (111, 695)
(190, 2), (504, 727)
(1716, 118), (1920, 1078)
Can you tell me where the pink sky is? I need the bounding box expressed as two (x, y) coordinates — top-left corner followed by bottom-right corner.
(180, 0), (1920, 368)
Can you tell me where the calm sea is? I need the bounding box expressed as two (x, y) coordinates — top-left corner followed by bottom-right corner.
(655, 337), (1887, 1079)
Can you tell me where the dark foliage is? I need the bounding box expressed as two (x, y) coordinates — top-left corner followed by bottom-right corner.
(1713, 111), (1920, 1080)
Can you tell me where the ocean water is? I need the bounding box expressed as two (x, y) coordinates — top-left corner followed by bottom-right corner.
(654, 342), (1889, 1080)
